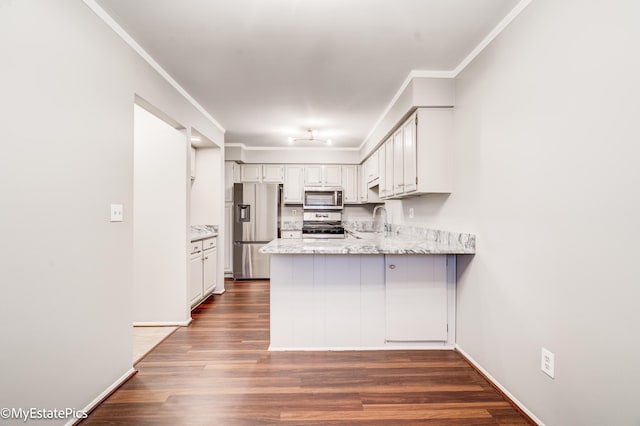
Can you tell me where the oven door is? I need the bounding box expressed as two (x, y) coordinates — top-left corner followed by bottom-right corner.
(302, 222), (345, 239)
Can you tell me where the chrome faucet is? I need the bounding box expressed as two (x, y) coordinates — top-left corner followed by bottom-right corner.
(372, 205), (389, 233)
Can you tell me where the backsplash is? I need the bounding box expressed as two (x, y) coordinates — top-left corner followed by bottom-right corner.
(344, 220), (476, 251)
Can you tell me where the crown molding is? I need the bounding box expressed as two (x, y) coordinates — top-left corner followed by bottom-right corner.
(82, 0), (226, 134)
(358, 69), (455, 151)
(225, 143), (359, 152)
(359, 0), (533, 152)
(451, 0), (533, 76)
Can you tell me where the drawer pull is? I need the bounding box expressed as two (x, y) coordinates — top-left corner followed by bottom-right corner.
(389, 264), (396, 269)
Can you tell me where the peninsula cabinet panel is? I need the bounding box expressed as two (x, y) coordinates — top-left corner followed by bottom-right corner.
(385, 255), (448, 342)
(269, 254), (454, 350)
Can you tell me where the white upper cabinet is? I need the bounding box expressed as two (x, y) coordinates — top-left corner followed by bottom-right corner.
(304, 166), (323, 185)
(324, 165), (341, 186)
(377, 108), (453, 199)
(304, 165), (341, 186)
(383, 138), (394, 198)
(402, 114), (418, 193)
(364, 150), (379, 184)
(358, 165), (368, 203)
(341, 165), (358, 203)
(392, 128), (404, 196)
(262, 164), (284, 183)
(224, 161), (238, 202)
(240, 164), (262, 182)
(283, 165), (304, 204)
(240, 164), (284, 183)
(378, 144), (387, 198)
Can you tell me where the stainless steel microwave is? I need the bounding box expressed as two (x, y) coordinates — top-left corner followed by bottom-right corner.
(303, 187), (344, 210)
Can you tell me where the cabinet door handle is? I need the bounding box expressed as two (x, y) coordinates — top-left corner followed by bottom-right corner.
(389, 264), (396, 269)
(204, 257), (208, 260)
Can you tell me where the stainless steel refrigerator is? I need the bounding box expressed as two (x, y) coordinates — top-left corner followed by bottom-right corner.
(233, 183), (280, 279)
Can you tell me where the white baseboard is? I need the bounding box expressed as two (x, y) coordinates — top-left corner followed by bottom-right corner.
(455, 344), (544, 425)
(133, 320), (191, 327)
(66, 368), (136, 426)
(268, 344), (455, 351)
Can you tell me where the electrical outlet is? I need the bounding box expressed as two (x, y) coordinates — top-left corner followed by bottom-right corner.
(110, 204), (124, 222)
(291, 209), (297, 216)
(541, 348), (555, 378)
(409, 208), (414, 219)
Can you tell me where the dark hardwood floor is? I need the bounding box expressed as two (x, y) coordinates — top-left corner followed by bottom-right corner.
(84, 279), (532, 425)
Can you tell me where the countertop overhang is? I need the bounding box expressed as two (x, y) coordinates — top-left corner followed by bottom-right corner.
(259, 229), (475, 255)
(190, 224), (218, 242)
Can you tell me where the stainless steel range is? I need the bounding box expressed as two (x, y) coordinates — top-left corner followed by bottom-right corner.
(302, 211), (345, 239)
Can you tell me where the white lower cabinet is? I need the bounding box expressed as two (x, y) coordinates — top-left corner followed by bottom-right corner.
(190, 237), (217, 309)
(189, 242), (203, 307)
(385, 255), (448, 342)
(202, 238), (217, 295)
(224, 202), (233, 274)
(269, 254), (454, 349)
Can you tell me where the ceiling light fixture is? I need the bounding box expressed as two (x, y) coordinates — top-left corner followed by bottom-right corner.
(287, 128), (332, 145)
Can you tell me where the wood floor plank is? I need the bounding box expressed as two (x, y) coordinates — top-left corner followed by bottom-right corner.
(82, 279), (534, 425)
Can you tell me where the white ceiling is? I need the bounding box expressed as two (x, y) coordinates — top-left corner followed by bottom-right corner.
(95, 0), (521, 148)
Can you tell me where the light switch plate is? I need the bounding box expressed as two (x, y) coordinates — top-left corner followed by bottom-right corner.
(110, 204), (124, 222)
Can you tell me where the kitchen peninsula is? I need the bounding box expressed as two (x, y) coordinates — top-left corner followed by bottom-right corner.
(260, 225), (475, 350)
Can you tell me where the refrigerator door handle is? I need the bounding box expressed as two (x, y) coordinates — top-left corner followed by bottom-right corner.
(238, 204), (251, 222)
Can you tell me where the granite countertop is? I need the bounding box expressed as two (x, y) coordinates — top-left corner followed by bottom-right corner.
(259, 227), (475, 255)
(190, 225), (218, 242)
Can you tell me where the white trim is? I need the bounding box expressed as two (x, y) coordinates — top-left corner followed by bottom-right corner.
(455, 344), (544, 425)
(359, 0), (533, 152)
(66, 368), (136, 426)
(82, 0), (226, 134)
(225, 142), (360, 152)
(451, 0), (534, 77)
(358, 69), (454, 150)
(133, 320), (192, 327)
(269, 344), (455, 351)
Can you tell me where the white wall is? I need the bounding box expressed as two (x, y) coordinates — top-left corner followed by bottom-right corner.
(394, 1), (640, 424)
(191, 147), (225, 293)
(0, 1), (223, 421)
(133, 105), (190, 324)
